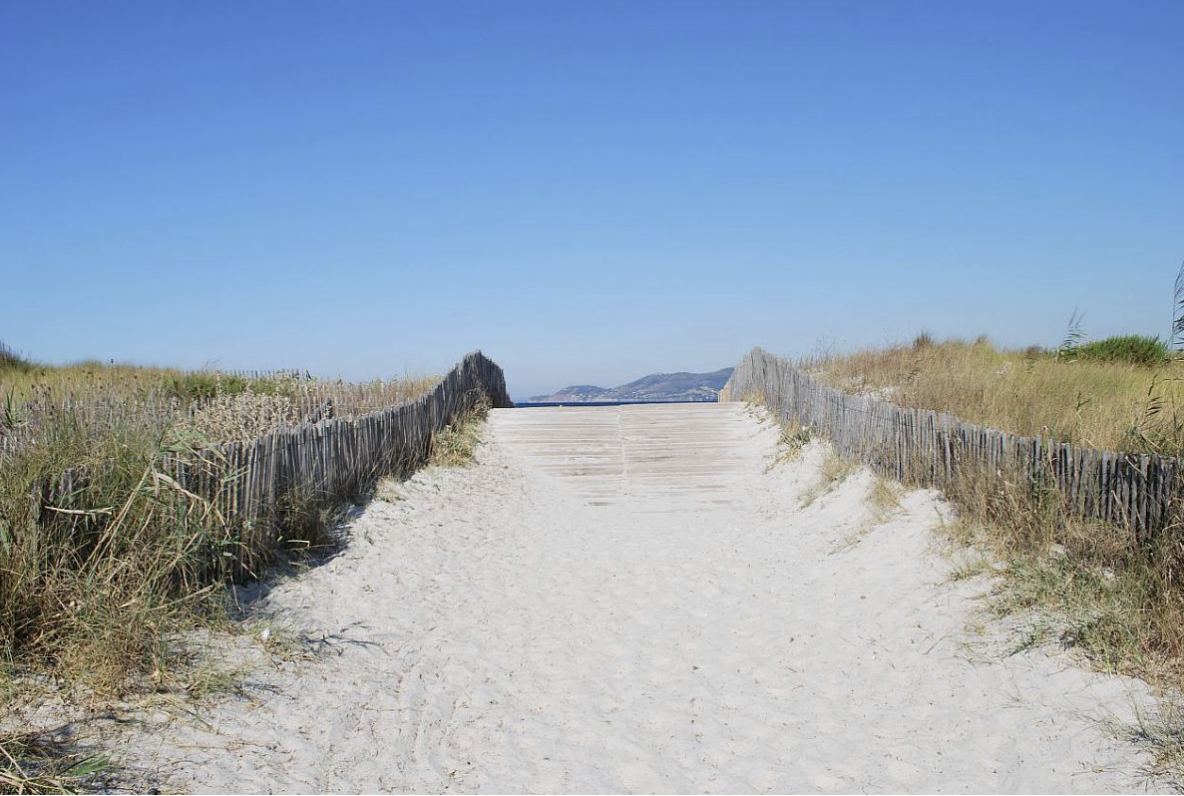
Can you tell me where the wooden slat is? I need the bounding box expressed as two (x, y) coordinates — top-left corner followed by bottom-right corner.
(720, 347), (1184, 538)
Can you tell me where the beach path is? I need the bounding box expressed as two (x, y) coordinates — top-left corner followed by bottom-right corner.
(135, 403), (1163, 793)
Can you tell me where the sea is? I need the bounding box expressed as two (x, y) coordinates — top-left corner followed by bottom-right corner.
(512, 398), (719, 408)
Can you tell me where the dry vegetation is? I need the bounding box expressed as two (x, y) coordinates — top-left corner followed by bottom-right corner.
(939, 460), (1184, 680)
(814, 334), (1184, 456)
(934, 456), (1184, 780)
(800, 448), (858, 508)
(1, 729), (110, 794)
(0, 341), (441, 791)
(767, 328), (1184, 687)
(427, 395), (492, 468)
(809, 333), (1184, 777)
(2, 350), (438, 460)
(375, 394), (493, 504)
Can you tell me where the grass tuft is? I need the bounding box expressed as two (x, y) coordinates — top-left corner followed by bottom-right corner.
(869, 477), (903, 517)
(0, 730), (110, 795)
(0, 422), (256, 695)
(766, 424), (813, 471)
(1131, 700), (1184, 788)
(428, 394), (491, 468)
(800, 449), (857, 508)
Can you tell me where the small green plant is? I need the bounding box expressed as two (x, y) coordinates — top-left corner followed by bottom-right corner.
(767, 423), (813, 470)
(2, 388), (26, 430)
(163, 372), (250, 402)
(780, 424), (813, 452)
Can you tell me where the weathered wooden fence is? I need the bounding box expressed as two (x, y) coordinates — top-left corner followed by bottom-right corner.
(1, 369), (440, 461)
(41, 351), (511, 530)
(722, 347), (1183, 539)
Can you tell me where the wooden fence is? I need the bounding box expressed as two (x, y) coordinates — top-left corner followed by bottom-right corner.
(722, 347), (1183, 539)
(40, 351), (512, 530)
(1, 369), (440, 461)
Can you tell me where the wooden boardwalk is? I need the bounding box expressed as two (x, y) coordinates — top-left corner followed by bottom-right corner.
(493, 403), (764, 510)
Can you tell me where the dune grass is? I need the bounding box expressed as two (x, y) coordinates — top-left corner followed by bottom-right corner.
(0, 419), (309, 697)
(427, 394), (491, 468)
(937, 460), (1184, 683)
(0, 344), (437, 703)
(1073, 334), (1171, 367)
(375, 393), (493, 505)
(814, 335), (1184, 456)
(0, 342), (35, 375)
(930, 459), (1184, 781)
(813, 335), (1184, 682)
(802, 333), (1184, 774)
(1, 343), (439, 459)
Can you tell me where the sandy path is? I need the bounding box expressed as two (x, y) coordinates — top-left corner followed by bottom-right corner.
(131, 403), (1164, 793)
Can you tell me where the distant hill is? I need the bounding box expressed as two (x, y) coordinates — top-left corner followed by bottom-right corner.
(528, 368), (734, 403)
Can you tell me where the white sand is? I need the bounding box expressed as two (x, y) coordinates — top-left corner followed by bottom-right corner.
(126, 403), (1166, 793)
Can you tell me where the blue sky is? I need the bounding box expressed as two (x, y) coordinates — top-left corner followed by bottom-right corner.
(2, 1), (1181, 399)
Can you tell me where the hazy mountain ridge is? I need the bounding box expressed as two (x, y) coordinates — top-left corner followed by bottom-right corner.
(528, 367), (734, 403)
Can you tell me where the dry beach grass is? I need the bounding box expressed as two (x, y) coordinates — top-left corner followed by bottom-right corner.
(811, 336), (1184, 777)
(815, 334), (1184, 456)
(0, 343), (443, 791)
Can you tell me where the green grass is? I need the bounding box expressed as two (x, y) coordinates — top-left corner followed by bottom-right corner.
(1070, 335), (1171, 367)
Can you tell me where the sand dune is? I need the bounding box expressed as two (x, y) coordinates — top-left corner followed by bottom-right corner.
(126, 403), (1165, 793)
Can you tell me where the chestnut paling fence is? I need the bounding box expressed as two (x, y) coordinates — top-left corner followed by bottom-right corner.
(722, 347), (1182, 539)
(37, 351), (512, 530)
(1, 368), (442, 461)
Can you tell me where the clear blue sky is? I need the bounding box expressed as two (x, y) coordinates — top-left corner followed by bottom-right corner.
(2, 1), (1181, 399)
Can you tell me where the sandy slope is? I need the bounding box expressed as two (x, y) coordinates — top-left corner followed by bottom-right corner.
(127, 403), (1165, 793)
